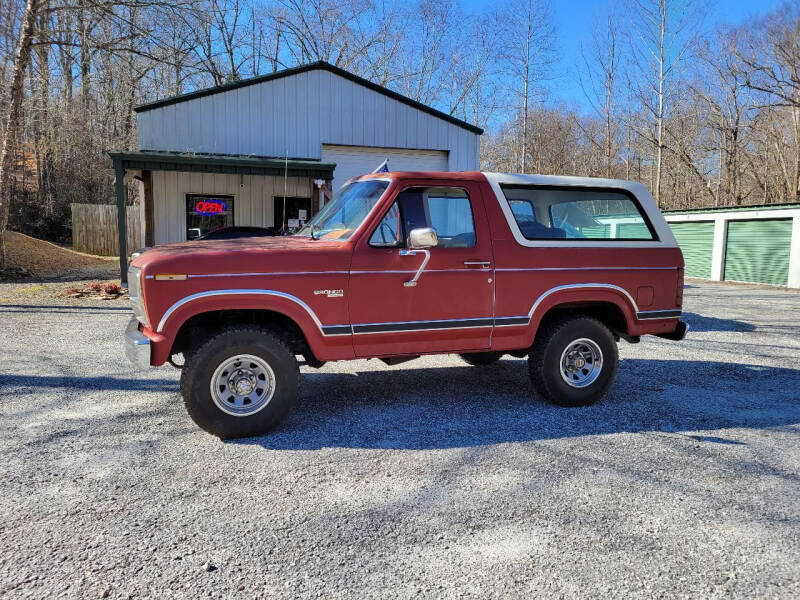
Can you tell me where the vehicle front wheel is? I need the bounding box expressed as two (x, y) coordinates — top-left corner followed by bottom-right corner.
(528, 316), (618, 407)
(180, 326), (299, 438)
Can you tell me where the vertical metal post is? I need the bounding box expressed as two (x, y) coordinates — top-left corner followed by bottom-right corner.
(114, 158), (128, 286)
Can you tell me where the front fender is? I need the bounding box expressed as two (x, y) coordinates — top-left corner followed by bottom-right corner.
(150, 289), (353, 365)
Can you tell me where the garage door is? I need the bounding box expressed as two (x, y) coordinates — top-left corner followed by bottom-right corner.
(322, 145), (449, 191)
(669, 221), (715, 278)
(724, 219), (792, 285)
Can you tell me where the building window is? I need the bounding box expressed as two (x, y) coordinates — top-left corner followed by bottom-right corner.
(186, 194), (234, 239)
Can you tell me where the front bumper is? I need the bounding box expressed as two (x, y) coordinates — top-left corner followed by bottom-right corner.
(125, 317), (152, 368)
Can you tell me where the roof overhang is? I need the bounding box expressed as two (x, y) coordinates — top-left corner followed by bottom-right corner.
(108, 150), (336, 179)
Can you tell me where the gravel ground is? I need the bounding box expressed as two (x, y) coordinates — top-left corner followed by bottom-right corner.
(0, 280), (798, 599)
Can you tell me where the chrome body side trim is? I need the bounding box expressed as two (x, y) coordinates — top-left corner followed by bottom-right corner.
(156, 289), (349, 335)
(352, 316), (493, 334)
(154, 283), (680, 339)
(495, 266), (679, 272)
(636, 309), (682, 320)
(187, 271), (349, 278)
(526, 283), (639, 319)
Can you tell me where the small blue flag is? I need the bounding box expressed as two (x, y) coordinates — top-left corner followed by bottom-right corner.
(373, 159), (389, 173)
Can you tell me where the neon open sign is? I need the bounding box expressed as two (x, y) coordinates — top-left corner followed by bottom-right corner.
(194, 199), (227, 215)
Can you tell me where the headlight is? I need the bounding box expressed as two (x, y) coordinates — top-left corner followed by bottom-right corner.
(128, 266), (150, 328)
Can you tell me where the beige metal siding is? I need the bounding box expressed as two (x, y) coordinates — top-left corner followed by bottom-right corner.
(137, 69), (479, 171)
(151, 172), (312, 245)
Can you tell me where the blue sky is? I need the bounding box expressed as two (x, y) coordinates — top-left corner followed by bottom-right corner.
(462, 0), (786, 112)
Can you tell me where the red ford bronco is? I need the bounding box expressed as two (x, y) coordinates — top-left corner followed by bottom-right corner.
(125, 172), (686, 438)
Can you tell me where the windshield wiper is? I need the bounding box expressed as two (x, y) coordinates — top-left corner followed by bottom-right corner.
(310, 224), (320, 240)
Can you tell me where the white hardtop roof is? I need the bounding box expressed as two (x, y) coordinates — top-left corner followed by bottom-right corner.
(482, 172), (649, 194)
(481, 172), (677, 248)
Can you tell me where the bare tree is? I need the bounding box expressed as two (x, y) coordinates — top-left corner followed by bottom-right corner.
(736, 3), (800, 200)
(500, 0), (555, 173)
(628, 0), (700, 203)
(581, 13), (621, 178)
(0, 0), (40, 269)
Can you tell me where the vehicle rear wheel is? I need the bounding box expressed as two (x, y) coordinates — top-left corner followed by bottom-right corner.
(459, 351), (503, 366)
(528, 315), (618, 407)
(180, 326), (299, 438)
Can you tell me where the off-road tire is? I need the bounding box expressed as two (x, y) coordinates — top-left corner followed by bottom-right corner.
(459, 351), (503, 366)
(528, 315), (618, 407)
(180, 326), (299, 438)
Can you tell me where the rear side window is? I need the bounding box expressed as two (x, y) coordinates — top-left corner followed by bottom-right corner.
(499, 185), (657, 241)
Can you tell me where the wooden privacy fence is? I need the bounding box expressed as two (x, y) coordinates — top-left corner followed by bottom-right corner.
(71, 203), (141, 256)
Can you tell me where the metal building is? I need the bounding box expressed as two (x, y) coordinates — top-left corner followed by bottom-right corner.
(665, 204), (800, 288)
(110, 61), (483, 281)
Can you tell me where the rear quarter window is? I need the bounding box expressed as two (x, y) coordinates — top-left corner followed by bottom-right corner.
(499, 185), (658, 242)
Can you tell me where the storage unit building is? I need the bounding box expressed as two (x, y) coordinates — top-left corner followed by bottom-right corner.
(665, 204), (800, 288)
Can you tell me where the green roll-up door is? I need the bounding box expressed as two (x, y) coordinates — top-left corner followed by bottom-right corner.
(618, 223), (652, 239)
(724, 219), (792, 285)
(669, 221), (715, 278)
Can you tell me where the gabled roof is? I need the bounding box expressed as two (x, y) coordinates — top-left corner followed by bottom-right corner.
(134, 61), (483, 135)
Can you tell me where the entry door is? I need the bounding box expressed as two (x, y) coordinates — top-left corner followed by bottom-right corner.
(348, 181), (494, 357)
(274, 196), (313, 233)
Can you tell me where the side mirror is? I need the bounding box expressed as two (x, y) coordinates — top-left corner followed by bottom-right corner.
(408, 227), (438, 249)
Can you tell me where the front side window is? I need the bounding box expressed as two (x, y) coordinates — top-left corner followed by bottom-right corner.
(369, 187), (476, 248)
(499, 185), (656, 241)
(297, 179), (389, 240)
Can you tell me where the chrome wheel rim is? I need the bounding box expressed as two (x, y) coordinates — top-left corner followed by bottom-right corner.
(210, 354), (276, 417)
(559, 338), (603, 388)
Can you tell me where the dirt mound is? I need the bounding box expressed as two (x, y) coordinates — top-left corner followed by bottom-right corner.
(1, 231), (117, 281)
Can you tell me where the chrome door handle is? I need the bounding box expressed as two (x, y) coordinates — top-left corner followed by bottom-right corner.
(463, 260), (491, 268)
(399, 249), (431, 287)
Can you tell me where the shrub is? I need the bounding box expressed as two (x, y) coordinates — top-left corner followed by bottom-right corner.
(102, 282), (122, 295)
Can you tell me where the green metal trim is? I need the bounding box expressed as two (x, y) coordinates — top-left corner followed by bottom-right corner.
(133, 61), (484, 135)
(113, 157), (128, 285)
(108, 151), (336, 179)
(665, 202), (800, 215)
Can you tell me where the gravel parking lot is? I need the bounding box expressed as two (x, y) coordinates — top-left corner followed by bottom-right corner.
(1, 280), (798, 599)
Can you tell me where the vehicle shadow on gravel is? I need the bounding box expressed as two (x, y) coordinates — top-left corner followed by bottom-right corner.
(682, 312), (756, 333)
(0, 374), (176, 393)
(233, 359), (800, 450)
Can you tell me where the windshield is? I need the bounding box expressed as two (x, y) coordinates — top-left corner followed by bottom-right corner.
(296, 179), (390, 240)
